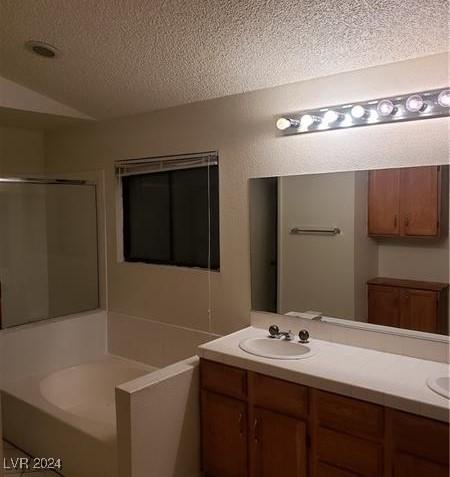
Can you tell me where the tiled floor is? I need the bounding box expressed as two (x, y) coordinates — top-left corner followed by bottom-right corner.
(2, 440), (60, 476)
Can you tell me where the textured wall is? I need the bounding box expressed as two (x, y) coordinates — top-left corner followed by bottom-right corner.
(0, 126), (45, 175)
(44, 53), (450, 336)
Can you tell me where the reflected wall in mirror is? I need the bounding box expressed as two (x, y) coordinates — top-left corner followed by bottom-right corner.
(250, 165), (449, 335)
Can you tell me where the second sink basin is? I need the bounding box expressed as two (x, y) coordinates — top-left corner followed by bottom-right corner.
(239, 337), (316, 360)
(427, 376), (450, 399)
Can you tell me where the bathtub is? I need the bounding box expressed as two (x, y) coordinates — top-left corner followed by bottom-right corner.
(2, 356), (156, 477)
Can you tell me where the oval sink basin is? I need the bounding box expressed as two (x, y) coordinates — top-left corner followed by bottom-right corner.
(239, 337), (315, 360)
(427, 376), (450, 399)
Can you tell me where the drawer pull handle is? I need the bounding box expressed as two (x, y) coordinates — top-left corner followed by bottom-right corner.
(238, 412), (244, 437)
(253, 418), (260, 443)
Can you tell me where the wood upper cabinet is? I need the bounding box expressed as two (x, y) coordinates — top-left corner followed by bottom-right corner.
(400, 166), (440, 237)
(201, 390), (248, 477)
(368, 168), (401, 236)
(367, 278), (449, 334)
(368, 166), (448, 238)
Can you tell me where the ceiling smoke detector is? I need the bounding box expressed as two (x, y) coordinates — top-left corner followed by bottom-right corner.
(25, 40), (59, 58)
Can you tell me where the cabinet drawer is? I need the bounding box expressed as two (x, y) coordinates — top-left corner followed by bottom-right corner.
(393, 452), (449, 477)
(317, 427), (383, 477)
(200, 359), (247, 400)
(317, 463), (359, 477)
(314, 390), (384, 439)
(249, 372), (308, 419)
(389, 409), (449, 466)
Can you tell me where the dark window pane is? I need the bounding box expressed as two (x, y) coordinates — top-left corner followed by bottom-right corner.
(123, 173), (171, 262)
(172, 168), (210, 268)
(209, 166), (220, 270)
(122, 164), (220, 270)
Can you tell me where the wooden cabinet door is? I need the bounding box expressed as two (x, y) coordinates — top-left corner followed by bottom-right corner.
(250, 407), (307, 477)
(368, 169), (401, 236)
(399, 289), (438, 333)
(317, 463), (359, 477)
(400, 166), (440, 237)
(393, 452), (449, 477)
(201, 390), (248, 477)
(368, 285), (400, 327)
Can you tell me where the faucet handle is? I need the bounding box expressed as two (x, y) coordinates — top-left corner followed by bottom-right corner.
(299, 329), (310, 343)
(268, 324), (280, 337)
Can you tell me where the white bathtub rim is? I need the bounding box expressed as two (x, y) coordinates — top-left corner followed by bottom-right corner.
(0, 308), (106, 336)
(1, 354), (158, 443)
(117, 355), (199, 394)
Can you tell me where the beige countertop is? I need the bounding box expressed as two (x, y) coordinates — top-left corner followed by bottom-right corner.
(198, 326), (450, 423)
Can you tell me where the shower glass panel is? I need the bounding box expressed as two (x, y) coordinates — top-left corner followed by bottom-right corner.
(0, 181), (99, 328)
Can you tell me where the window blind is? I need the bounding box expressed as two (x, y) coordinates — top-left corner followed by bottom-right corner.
(115, 151), (218, 177)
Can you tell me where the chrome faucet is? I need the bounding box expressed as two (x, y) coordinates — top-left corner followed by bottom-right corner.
(268, 324), (294, 341)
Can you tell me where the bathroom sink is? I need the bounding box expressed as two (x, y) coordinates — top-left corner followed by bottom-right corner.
(239, 337), (315, 360)
(427, 376), (450, 399)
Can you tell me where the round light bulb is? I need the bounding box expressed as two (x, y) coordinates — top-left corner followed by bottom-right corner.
(300, 114), (316, 128)
(350, 105), (367, 119)
(405, 94), (426, 113)
(276, 118), (291, 130)
(437, 89), (450, 108)
(377, 99), (396, 117)
(323, 110), (342, 123)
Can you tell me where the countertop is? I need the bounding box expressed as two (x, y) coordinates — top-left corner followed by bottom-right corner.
(198, 326), (450, 423)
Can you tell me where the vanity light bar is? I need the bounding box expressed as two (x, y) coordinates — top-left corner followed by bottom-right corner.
(276, 87), (450, 136)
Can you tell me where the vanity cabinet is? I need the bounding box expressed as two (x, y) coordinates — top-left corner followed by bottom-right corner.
(388, 409), (449, 477)
(368, 166), (448, 238)
(200, 359), (450, 477)
(248, 372), (308, 477)
(367, 278), (449, 334)
(201, 390), (248, 477)
(201, 360), (308, 477)
(312, 390), (384, 477)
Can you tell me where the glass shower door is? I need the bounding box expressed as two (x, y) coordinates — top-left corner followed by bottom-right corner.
(0, 181), (99, 328)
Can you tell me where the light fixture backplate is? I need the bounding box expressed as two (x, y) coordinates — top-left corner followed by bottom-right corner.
(276, 87), (449, 136)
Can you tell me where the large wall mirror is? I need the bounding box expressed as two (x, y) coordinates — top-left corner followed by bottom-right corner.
(250, 165), (449, 336)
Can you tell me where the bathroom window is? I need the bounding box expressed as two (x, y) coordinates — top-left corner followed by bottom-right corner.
(118, 152), (219, 270)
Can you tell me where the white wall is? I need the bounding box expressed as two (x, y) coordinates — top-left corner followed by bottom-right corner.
(277, 171), (378, 321)
(278, 172), (357, 319)
(353, 171), (379, 321)
(0, 310), (107, 386)
(0, 76), (92, 120)
(0, 126), (45, 175)
(116, 357), (200, 477)
(44, 53), (450, 336)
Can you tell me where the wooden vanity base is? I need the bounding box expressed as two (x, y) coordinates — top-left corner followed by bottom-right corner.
(200, 359), (449, 477)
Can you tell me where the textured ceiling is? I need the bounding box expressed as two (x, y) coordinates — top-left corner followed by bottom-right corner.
(0, 0), (448, 119)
